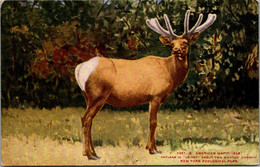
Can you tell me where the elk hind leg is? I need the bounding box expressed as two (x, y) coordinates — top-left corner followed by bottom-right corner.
(81, 92), (109, 160)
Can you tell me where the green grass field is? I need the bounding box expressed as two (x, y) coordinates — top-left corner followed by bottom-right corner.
(1, 107), (259, 165)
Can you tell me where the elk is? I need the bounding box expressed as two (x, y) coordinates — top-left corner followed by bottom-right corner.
(75, 10), (216, 160)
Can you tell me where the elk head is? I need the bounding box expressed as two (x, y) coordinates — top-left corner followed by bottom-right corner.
(146, 10), (217, 61)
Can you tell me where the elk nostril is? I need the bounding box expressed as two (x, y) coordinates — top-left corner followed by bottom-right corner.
(173, 48), (181, 53)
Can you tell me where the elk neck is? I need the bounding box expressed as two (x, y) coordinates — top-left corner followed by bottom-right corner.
(165, 54), (189, 87)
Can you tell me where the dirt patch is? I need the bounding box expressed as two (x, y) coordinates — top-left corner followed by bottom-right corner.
(1, 135), (259, 165)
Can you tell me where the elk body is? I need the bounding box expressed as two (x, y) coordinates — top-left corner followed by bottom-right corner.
(75, 10), (216, 160)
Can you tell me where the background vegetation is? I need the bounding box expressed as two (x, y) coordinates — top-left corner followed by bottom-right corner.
(1, 0), (258, 110)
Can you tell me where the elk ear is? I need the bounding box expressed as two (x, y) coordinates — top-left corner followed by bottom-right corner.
(159, 36), (172, 45)
(188, 33), (200, 44)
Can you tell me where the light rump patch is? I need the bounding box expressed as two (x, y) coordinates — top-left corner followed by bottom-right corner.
(75, 57), (100, 91)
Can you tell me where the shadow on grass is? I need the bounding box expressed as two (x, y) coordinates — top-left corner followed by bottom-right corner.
(155, 136), (259, 151)
(56, 135), (259, 151)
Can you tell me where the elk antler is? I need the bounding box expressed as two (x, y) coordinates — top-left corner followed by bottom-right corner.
(146, 15), (178, 40)
(182, 10), (217, 38)
(146, 10), (217, 40)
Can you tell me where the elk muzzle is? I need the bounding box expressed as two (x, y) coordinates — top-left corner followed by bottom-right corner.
(172, 48), (186, 60)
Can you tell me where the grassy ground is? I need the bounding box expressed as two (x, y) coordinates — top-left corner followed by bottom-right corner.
(1, 107), (259, 165)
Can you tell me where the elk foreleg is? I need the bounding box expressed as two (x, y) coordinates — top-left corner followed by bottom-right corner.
(146, 98), (161, 154)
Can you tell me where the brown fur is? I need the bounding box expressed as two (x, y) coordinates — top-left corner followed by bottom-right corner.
(79, 35), (200, 160)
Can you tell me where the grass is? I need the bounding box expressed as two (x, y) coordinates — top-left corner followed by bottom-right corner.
(1, 107), (259, 165)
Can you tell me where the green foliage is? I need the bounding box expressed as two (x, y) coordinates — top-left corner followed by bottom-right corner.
(1, 0), (258, 109)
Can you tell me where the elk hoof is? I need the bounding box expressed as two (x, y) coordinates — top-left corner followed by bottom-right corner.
(150, 150), (162, 154)
(88, 155), (101, 160)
